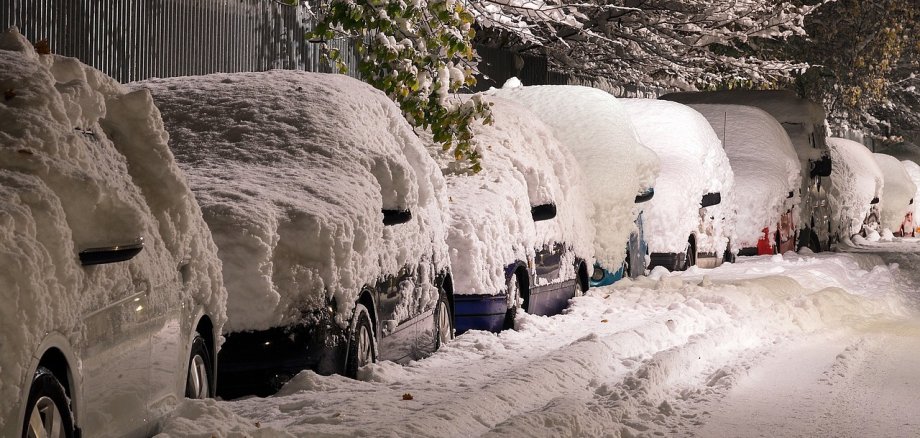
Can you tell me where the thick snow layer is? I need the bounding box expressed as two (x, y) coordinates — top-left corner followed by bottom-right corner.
(487, 84), (659, 270)
(434, 95), (595, 295)
(876, 141), (920, 164)
(826, 138), (884, 236)
(901, 160), (920, 223)
(153, 248), (915, 437)
(620, 99), (734, 255)
(136, 71), (450, 331)
(873, 153), (916, 232)
(688, 104), (801, 250)
(0, 27), (225, 430)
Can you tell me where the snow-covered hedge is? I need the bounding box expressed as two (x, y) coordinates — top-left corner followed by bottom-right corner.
(434, 95), (596, 294)
(826, 137), (884, 236)
(688, 104), (801, 250)
(620, 99), (734, 256)
(0, 27), (225, 430)
(873, 153), (916, 233)
(487, 83), (659, 270)
(137, 71), (450, 332)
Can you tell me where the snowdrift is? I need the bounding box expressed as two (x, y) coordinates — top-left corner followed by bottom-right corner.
(435, 95), (595, 295)
(620, 99), (734, 256)
(826, 137), (884, 236)
(873, 153), (916, 233)
(688, 104), (801, 249)
(487, 83), (659, 270)
(0, 27), (225, 432)
(137, 71), (450, 332)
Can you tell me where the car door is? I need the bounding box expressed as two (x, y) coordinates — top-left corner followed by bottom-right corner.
(374, 268), (418, 363)
(146, 266), (188, 423)
(530, 242), (564, 315)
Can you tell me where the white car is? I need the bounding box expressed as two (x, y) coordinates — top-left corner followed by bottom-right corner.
(620, 99), (734, 271)
(0, 28), (226, 438)
(490, 83), (660, 283)
(873, 153), (916, 236)
(438, 95), (594, 333)
(900, 160), (920, 237)
(826, 137), (884, 239)
(688, 104), (801, 256)
(140, 70), (454, 398)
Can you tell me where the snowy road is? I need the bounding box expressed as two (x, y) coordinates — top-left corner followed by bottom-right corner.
(156, 242), (920, 437)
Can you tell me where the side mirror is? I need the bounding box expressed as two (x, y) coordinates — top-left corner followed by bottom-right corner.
(382, 209), (412, 226)
(634, 188), (655, 204)
(810, 155), (832, 178)
(910, 198), (914, 206)
(787, 191), (795, 199)
(700, 192), (721, 208)
(531, 203), (557, 222)
(80, 237), (144, 266)
(870, 197), (880, 205)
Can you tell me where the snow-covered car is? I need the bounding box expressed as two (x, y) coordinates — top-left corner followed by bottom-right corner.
(661, 90), (833, 252)
(687, 104), (801, 256)
(899, 160), (920, 237)
(489, 82), (660, 285)
(619, 99), (734, 271)
(0, 28), (226, 438)
(436, 95), (595, 333)
(873, 153), (917, 237)
(140, 71), (454, 398)
(826, 137), (884, 239)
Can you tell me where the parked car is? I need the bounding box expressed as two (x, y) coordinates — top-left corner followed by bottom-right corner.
(873, 153), (917, 236)
(899, 159), (920, 237)
(140, 71), (454, 398)
(438, 95), (595, 333)
(687, 104), (801, 256)
(825, 137), (884, 240)
(489, 83), (660, 285)
(0, 28), (226, 438)
(661, 90), (833, 252)
(619, 99), (734, 271)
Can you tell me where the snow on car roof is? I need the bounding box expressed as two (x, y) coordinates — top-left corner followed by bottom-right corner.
(826, 137), (884, 236)
(873, 153), (916, 233)
(0, 27), (225, 427)
(488, 83), (659, 269)
(620, 98), (734, 254)
(688, 104), (801, 249)
(137, 70), (450, 331)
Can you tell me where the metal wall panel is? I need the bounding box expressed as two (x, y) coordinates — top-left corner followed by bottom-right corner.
(1, 0), (359, 82)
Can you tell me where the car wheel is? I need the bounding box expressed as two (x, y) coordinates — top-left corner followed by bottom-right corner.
(23, 367), (74, 438)
(185, 335), (213, 399)
(345, 304), (376, 378)
(503, 275), (521, 330)
(623, 249), (632, 279)
(808, 231), (821, 252)
(435, 293), (454, 349)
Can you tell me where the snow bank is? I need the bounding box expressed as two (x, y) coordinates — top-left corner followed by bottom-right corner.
(873, 153), (916, 232)
(620, 99), (734, 255)
(901, 160), (920, 225)
(137, 71), (450, 331)
(826, 138), (884, 236)
(0, 27), (225, 431)
(688, 104), (801, 249)
(432, 95), (595, 294)
(487, 84), (659, 270)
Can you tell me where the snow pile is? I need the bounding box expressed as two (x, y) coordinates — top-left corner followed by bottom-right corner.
(826, 138), (884, 236)
(431, 95), (595, 294)
(620, 99), (734, 255)
(137, 71), (450, 331)
(487, 83), (660, 269)
(873, 153), (916, 232)
(0, 27), (225, 431)
(688, 104), (801, 249)
(901, 160), (920, 225)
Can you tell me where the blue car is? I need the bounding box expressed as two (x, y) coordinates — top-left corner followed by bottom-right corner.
(591, 189), (654, 286)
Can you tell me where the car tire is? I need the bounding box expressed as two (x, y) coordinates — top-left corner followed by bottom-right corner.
(623, 249), (632, 279)
(502, 275), (521, 330)
(435, 293), (454, 349)
(185, 334), (213, 399)
(345, 304), (376, 378)
(23, 367), (74, 438)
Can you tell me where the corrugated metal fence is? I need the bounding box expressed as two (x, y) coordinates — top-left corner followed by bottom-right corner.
(2, 0), (359, 83)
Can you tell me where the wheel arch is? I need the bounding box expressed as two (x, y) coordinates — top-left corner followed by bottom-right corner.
(16, 332), (84, 436)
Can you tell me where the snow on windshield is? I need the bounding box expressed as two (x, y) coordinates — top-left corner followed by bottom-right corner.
(620, 99), (734, 255)
(0, 27), (225, 426)
(488, 83), (660, 270)
(826, 137), (884, 236)
(137, 70), (450, 331)
(689, 104), (801, 250)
